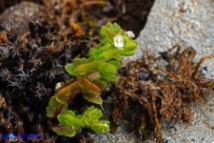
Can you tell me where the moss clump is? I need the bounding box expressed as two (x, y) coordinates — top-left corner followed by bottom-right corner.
(112, 46), (214, 142)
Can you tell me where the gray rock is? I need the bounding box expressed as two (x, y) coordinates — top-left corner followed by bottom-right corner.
(121, 0), (214, 142)
(134, 0), (214, 142)
(126, 0), (214, 77)
(0, 1), (44, 35)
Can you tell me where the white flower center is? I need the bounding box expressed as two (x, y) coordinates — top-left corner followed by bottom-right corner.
(113, 35), (124, 49)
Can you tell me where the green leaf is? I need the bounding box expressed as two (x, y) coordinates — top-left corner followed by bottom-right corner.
(53, 125), (78, 137)
(53, 106), (110, 137)
(99, 48), (119, 60)
(74, 62), (97, 76)
(89, 48), (101, 60)
(100, 72), (117, 82)
(55, 81), (78, 104)
(99, 42), (113, 51)
(46, 96), (67, 118)
(77, 77), (103, 104)
(93, 80), (108, 90)
(55, 95), (69, 105)
(73, 58), (88, 67)
(83, 93), (103, 105)
(100, 22), (122, 40)
(98, 61), (118, 75)
(89, 121), (110, 133)
(65, 58), (89, 76)
(108, 60), (121, 69)
(65, 63), (75, 76)
(88, 61), (118, 82)
(82, 106), (103, 125)
(57, 112), (83, 127)
(82, 106), (110, 132)
(118, 36), (137, 56)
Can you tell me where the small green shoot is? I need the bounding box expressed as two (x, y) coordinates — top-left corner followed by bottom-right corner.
(53, 106), (110, 137)
(46, 22), (138, 137)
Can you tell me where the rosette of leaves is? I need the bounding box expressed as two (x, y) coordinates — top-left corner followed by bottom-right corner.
(53, 106), (110, 137)
(46, 22), (138, 137)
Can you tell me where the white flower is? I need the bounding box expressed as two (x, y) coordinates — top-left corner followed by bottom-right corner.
(113, 34), (124, 49)
(55, 82), (62, 91)
(126, 31), (135, 38)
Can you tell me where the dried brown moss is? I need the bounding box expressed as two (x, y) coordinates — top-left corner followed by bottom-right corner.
(112, 46), (214, 142)
(0, 17), (95, 143)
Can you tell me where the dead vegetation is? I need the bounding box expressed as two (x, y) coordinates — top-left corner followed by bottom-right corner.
(43, 0), (108, 36)
(112, 45), (214, 142)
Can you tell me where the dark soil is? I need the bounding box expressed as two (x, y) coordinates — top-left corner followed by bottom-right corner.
(0, 0), (155, 142)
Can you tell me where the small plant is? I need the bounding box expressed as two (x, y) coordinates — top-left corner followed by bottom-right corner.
(46, 22), (138, 137)
(53, 106), (110, 137)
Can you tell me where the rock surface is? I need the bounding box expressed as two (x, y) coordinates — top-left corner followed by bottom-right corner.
(103, 0), (214, 142)
(134, 0), (214, 77)
(135, 0), (214, 142)
(0, 1), (44, 35)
